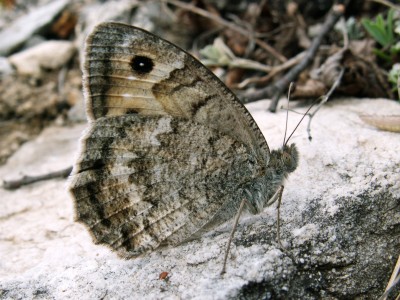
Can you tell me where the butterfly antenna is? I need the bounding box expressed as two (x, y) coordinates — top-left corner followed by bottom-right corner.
(282, 83), (294, 148)
(284, 100), (317, 146)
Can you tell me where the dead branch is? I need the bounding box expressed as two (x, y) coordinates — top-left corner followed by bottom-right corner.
(2, 166), (72, 190)
(163, 0), (287, 62)
(236, 51), (307, 89)
(242, 4), (345, 112)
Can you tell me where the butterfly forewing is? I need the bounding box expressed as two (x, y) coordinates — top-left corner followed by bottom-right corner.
(84, 22), (270, 163)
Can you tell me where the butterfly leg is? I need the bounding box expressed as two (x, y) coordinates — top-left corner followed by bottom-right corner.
(263, 185), (288, 250)
(272, 185), (295, 260)
(221, 198), (247, 275)
(275, 185), (285, 249)
(221, 186), (289, 274)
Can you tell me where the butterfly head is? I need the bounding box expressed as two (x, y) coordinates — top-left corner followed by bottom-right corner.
(269, 143), (298, 176)
(282, 143), (299, 173)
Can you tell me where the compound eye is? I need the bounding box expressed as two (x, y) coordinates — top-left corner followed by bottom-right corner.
(282, 152), (291, 164)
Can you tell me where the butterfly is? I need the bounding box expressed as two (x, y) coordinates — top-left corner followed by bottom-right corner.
(68, 22), (298, 258)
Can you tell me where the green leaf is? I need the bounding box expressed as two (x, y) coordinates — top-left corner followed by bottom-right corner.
(361, 10), (396, 48)
(387, 9), (394, 44)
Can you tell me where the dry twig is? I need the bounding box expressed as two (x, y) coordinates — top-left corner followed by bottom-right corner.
(243, 4), (345, 112)
(2, 166), (72, 190)
(236, 51), (307, 89)
(163, 0), (287, 62)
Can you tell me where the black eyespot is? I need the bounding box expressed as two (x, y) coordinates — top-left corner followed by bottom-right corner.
(131, 55), (154, 74)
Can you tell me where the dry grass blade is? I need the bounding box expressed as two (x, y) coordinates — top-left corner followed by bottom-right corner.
(237, 51), (307, 89)
(379, 255), (400, 300)
(359, 115), (400, 132)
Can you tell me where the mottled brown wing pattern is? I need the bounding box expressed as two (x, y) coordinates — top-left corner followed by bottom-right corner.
(83, 22), (270, 165)
(70, 115), (259, 257)
(68, 22), (283, 258)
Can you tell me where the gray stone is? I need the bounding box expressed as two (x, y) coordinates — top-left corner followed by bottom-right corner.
(0, 0), (69, 56)
(0, 57), (14, 77)
(21, 34), (46, 51)
(67, 98), (86, 123)
(8, 41), (76, 77)
(0, 98), (399, 299)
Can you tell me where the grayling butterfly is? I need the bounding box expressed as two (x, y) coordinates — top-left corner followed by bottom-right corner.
(68, 22), (298, 260)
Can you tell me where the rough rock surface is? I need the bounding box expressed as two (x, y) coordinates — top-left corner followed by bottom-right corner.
(0, 0), (69, 56)
(9, 40), (76, 77)
(0, 67), (82, 165)
(0, 98), (399, 299)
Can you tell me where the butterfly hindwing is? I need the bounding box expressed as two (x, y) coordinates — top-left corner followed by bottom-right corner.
(70, 115), (259, 256)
